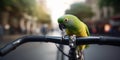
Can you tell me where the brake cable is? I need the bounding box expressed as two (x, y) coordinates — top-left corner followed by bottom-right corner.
(55, 29), (70, 58)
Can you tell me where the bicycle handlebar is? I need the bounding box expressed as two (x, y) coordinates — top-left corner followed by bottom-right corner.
(0, 35), (120, 56)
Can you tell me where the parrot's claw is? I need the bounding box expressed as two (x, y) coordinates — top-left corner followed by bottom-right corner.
(76, 50), (84, 60)
(70, 35), (76, 40)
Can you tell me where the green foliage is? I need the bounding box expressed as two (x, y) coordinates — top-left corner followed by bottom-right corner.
(31, 5), (51, 23)
(0, 0), (51, 23)
(65, 2), (94, 20)
(0, 0), (36, 13)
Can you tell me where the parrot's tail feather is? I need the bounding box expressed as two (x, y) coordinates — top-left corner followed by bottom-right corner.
(77, 50), (85, 60)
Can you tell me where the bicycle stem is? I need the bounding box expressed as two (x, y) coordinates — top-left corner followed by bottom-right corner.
(69, 35), (77, 60)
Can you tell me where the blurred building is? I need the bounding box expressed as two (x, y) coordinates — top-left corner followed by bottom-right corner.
(20, 0), (51, 34)
(86, 0), (114, 21)
(0, 0), (51, 35)
(86, 0), (100, 21)
(85, 0), (120, 36)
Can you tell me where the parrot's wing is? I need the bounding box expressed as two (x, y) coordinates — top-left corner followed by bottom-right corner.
(85, 25), (90, 36)
(85, 25), (90, 48)
(81, 22), (90, 36)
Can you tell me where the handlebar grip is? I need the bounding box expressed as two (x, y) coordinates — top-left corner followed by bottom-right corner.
(0, 43), (19, 56)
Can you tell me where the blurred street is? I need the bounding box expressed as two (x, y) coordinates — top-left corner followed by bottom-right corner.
(0, 31), (120, 60)
(0, 0), (120, 60)
(0, 31), (59, 60)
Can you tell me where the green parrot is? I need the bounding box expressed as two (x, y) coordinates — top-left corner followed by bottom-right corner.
(58, 14), (90, 60)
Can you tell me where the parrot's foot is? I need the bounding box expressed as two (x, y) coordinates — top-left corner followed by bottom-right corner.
(76, 50), (84, 60)
(70, 35), (76, 40)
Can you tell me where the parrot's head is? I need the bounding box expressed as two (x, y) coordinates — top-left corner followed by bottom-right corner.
(58, 14), (80, 31)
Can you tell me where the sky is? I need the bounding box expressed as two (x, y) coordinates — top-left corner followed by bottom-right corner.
(46, 0), (86, 28)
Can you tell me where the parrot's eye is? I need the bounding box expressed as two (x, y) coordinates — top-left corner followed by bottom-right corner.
(64, 18), (68, 22)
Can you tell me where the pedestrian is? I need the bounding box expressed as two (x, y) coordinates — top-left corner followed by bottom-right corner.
(40, 24), (48, 36)
(0, 25), (4, 41)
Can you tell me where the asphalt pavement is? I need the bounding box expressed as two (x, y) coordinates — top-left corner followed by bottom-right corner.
(0, 31), (62, 60)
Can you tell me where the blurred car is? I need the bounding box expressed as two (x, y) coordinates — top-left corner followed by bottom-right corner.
(109, 16), (120, 36)
(90, 15), (120, 37)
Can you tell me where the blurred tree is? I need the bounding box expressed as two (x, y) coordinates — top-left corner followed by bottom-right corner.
(0, 0), (51, 34)
(0, 0), (36, 23)
(65, 2), (94, 20)
(99, 0), (120, 14)
(0, 0), (37, 32)
(0, 0), (51, 23)
(33, 5), (51, 24)
(0, 0), (36, 13)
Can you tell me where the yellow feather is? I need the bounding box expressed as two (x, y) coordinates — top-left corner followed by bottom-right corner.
(66, 23), (88, 51)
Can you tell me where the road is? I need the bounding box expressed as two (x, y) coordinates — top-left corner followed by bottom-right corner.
(0, 31), (120, 60)
(0, 31), (61, 60)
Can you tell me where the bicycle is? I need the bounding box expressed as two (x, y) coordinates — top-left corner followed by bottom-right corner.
(0, 35), (120, 60)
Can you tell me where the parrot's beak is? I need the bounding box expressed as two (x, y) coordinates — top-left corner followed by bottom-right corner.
(59, 23), (66, 31)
